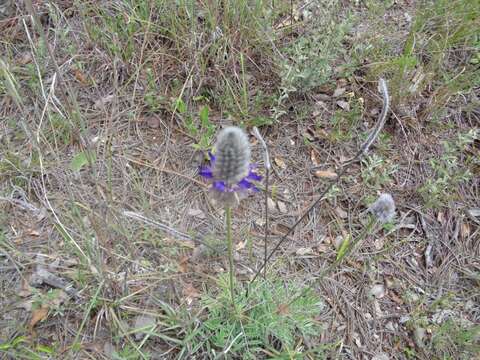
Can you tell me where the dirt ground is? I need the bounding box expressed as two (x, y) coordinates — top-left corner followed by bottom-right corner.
(0, 1), (479, 359)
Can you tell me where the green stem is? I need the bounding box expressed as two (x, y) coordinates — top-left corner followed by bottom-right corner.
(328, 216), (378, 272)
(226, 206), (235, 307)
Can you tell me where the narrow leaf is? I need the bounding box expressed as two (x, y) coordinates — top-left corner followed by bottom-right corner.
(336, 234), (351, 261)
(199, 106), (209, 126)
(70, 151), (96, 172)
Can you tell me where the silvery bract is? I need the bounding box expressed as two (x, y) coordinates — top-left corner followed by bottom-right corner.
(369, 193), (395, 223)
(214, 127), (251, 185)
(198, 126), (261, 207)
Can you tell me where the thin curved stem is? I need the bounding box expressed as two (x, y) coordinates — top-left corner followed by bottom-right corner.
(226, 207), (235, 307)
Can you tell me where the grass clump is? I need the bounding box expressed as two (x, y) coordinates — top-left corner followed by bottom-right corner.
(430, 320), (480, 359)
(194, 276), (324, 359)
(274, 2), (354, 119)
(419, 129), (478, 208)
(358, 0), (480, 118)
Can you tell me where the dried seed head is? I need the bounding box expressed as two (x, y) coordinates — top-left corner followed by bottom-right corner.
(213, 127), (251, 185)
(369, 193), (395, 223)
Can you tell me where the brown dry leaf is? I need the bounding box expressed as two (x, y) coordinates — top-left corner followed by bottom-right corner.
(183, 283), (200, 299)
(277, 303), (289, 315)
(73, 69), (88, 85)
(460, 221), (471, 239)
(314, 170), (338, 179)
(274, 157), (287, 169)
(389, 291), (404, 305)
(178, 256), (189, 273)
(29, 305), (49, 329)
(310, 150), (320, 166)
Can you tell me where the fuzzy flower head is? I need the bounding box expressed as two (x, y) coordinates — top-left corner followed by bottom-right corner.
(369, 193), (396, 223)
(199, 127), (261, 206)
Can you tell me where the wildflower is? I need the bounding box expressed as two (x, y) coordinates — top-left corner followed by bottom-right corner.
(369, 193), (395, 223)
(199, 127), (261, 206)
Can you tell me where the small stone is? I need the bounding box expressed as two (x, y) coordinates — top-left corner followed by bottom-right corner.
(465, 299), (475, 310)
(132, 314), (156, 340)
(267, 198), (276, 212)
(334, 206), (348, 219)
(369, 284), (386, 299)
(277, 201), (287, 214)
(385, 321), (395, 332)
(336, 100), (350, 111)
(187, 208), (205, 219)
(296, 247), (313, 256)
(103, 342), (115, 357)
(466, 208), (480, 218)
(146, 116), (161, 129)
(372, 353), (389, 360)
(353, 332), (362, 347)
(255, 218), (266, 227)
(274, 157), (287, 169)
(333, 235), (345, 250)
(413, 326), (426, 348)
(333, 87), (346, 97)
(374, 299), (383, 317)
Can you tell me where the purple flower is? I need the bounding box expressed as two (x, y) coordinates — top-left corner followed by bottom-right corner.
(199, 152), (262, 194)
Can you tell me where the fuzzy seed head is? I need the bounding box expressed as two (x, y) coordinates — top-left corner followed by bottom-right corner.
(369, 193), (395, 223)
(213, 127), (251, 185)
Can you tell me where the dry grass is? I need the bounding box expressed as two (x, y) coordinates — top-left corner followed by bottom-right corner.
(1, 0), (479, 359)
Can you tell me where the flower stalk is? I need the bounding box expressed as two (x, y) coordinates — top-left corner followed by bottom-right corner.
(198, 126), (261, 309)
(225, 206), (235, 307)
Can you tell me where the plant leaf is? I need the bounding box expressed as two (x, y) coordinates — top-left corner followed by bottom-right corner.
(30, 305), (49, 329)
(336, 234), (351, 261)
(175, 98), (186, 113)
(70, 151), (96, 172)
(199, 106), (209, 126)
